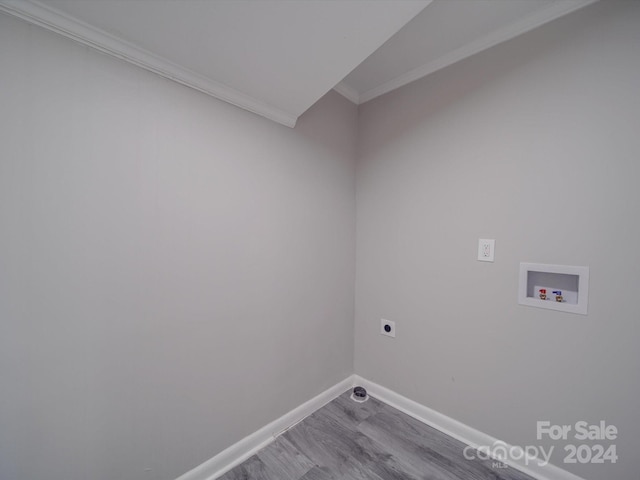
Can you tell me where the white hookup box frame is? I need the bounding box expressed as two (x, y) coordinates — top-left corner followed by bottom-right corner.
(518, 263), (590, 315)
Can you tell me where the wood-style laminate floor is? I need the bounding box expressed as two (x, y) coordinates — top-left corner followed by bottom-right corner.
(218, 390), (535, 480)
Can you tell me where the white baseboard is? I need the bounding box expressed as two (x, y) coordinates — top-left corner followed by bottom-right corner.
(353, 375), (587, 480)
(175, 375), (356, 480)
(176, 374), (586, 480)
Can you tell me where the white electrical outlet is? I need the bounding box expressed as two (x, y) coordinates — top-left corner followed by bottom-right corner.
(477, 238), (495, 262)
(381, 319), (396, 338)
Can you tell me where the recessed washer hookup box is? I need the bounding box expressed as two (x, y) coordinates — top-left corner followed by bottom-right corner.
(518, 263), (590, 315)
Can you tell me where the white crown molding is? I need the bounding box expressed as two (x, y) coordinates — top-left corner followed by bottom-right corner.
(354, 375), (587, 480)
(355, 0), (600, 105)
(0, 0), (298, 127)
(175, 375), (356, 480)
(333, 81), (360, 105)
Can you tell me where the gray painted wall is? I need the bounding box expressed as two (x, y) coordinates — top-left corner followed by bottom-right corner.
(355, 2), (639, 479)
(2, 2), (639, 480)
(0, 13), (356, 480)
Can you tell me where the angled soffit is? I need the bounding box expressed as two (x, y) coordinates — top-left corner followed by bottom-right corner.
(0, 0), (430, 127)
(335, 0), (599, 105)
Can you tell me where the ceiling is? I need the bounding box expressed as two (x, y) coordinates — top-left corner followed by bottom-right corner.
(337, 0), (598, 104)
(0, 0), (597, 127)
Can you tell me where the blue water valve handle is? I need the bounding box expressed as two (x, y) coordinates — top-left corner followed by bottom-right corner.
(552, 290), (562, 295)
